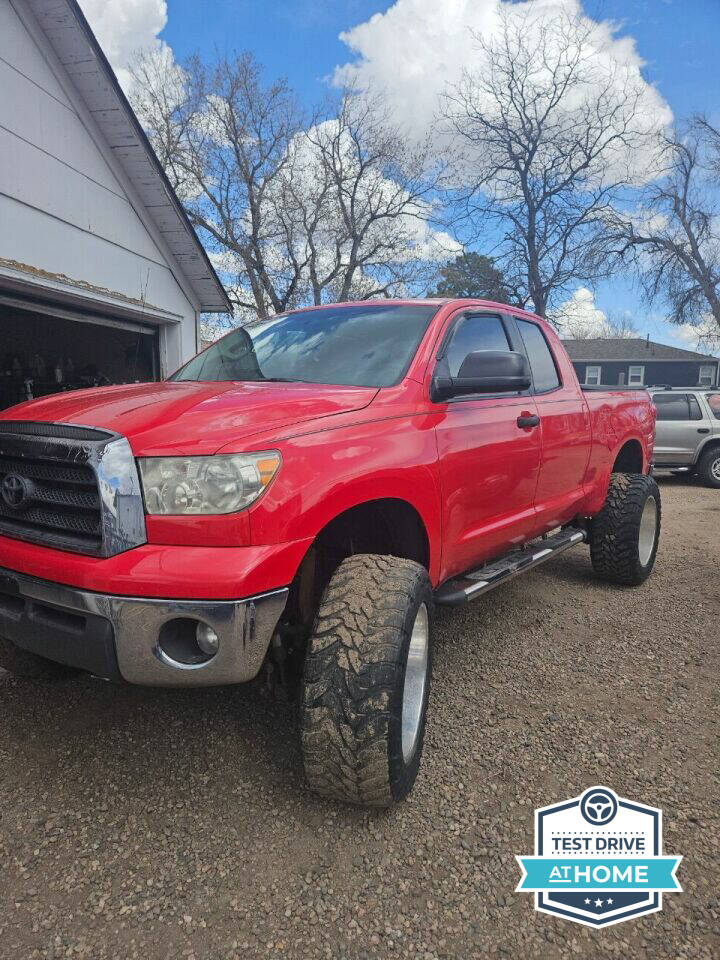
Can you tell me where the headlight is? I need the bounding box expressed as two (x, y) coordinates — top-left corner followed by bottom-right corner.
(138, 452), (281, 515)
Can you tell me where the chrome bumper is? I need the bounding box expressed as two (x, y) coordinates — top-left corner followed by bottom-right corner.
(0, 566), (288, 687)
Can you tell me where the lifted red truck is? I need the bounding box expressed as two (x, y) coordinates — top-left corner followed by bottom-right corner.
(0, 300), (659, 805)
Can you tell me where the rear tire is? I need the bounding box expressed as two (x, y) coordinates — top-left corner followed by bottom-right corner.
(0, 637), (82, 680)
(589, 473), (661, 586)
(300, 554), (433, 807)
(697, 447), (720, 488)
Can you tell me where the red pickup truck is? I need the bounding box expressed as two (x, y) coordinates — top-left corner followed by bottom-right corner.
(0, 300), (658, 806)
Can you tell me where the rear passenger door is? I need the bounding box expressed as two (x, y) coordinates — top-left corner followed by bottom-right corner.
(432, 311), (541, 578)
(652, 393), (708, 464)
(510, 316), (591, 531)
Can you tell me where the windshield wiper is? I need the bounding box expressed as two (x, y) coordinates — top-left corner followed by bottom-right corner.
(259, 376), (310, 383)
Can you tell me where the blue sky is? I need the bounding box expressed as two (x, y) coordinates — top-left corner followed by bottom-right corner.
(162, 0), (720, 122)
(157, 0), (720, 346)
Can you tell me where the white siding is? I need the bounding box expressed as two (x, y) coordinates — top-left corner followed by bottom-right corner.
(0, 0), (73, 109)
(0, 0), (199, 371)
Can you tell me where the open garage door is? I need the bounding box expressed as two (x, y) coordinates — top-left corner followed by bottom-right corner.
(0, 300), (160, 412)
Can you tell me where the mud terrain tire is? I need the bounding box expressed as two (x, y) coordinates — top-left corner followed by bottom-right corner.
(589, 473), (661, 586)
(300, 554), (433, 806)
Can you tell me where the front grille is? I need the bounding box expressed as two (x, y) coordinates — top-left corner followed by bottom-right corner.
(0, 439), (103, 553)
(0, 424), (145, 558)
(0, 456), (97, 486)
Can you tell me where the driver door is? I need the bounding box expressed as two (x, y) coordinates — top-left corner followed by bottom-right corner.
(432, 312), (542, 581)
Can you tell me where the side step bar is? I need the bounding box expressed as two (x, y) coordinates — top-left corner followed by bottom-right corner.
(434, 527), (587, 606)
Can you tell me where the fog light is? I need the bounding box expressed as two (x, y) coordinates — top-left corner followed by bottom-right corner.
(196, 622), (219, 656)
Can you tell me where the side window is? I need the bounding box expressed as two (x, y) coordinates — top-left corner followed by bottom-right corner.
(687, 395), (703, 421)
(516, 319), (561, 392)
(708, 394), (720, 420)
(445, 315), (510, 378)
(653, 394), (690, 421)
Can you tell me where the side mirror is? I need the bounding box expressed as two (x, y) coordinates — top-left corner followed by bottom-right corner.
(431, 350), (532, 402)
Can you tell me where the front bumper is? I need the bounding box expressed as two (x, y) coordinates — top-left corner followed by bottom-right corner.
(0, 566), (288, 686)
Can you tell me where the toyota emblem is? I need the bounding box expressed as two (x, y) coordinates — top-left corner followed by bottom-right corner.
(1, 474), (30, 511)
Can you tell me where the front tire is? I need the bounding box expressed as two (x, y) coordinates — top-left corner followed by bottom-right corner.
(697, 447), (720, 488)
(589, 473), (661, 586)
(0, 637), (82, 680)
(300, 554), (433, 807)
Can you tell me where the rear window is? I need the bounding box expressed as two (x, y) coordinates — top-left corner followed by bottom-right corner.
(516, 319), (561, 392)
(688, 395), (703, 420)
(653, 394), (692, 421)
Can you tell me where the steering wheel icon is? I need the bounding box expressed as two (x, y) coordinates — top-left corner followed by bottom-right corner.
(580, 788), (618, 825)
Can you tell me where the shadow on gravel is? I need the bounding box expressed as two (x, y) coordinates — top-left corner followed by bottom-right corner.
(0, 671), (311, 808)
(533, 552), (598, 588)
(653, 472), (697, 487)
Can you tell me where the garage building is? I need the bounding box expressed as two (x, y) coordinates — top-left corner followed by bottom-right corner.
(0, 0), (230, 412)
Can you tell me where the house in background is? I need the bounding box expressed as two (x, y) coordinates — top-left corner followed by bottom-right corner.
(562, 338), (719, 388)
(0, 0), (230, 411)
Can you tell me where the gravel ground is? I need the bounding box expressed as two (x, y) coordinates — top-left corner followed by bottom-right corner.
(0, 476), (717, 960)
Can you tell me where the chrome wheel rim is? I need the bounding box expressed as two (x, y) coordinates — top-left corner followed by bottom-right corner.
(401, 603), (429, 764)
(638, 495), (657, 567)
(711, 457), (720, 482)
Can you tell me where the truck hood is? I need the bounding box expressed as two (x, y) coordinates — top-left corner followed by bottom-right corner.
(0, 381), (379, 455)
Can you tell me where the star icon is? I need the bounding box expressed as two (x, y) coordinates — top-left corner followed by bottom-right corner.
(594, 898), (604, 908)
(584, 898), (591, 905)
(607, 898), (614, 905)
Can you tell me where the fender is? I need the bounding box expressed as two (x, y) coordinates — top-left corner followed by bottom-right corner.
(583, 431), (650, 515)
(248, 413), (443, 585)
(693, 435), (720, 464)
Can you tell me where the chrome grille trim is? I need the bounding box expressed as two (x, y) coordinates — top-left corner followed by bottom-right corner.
(0, 424), (147, 557)
(0, 421), (113, 441)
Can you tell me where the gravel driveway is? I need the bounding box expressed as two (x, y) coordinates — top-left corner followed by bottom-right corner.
(0, 477), (717, 960)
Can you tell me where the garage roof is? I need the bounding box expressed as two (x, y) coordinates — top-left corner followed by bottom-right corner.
(24, 0), (232, 314)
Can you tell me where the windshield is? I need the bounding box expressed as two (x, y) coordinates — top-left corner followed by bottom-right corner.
(170, 304), (439, 388)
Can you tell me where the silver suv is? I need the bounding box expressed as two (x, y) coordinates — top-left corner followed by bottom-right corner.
(650, 388), (720, 487)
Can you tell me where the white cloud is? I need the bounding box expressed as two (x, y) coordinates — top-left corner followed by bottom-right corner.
(671, 317), (720, 355)
(335, 0), (673, 180)
(551, 287), (611, 339)
(78, 0), (170, 90)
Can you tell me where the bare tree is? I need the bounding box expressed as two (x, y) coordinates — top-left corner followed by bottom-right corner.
(441, 9), (654, 317)
(694, 114), (720, 176)
(282, 89), (450, 304)
(605, 312), (640, 339)
(561, 311), (639, 340)
(130, 50), (308, 319)
(610, 124), (720, 333)
(128, 45), (197, 203)
(130, 51), (450, 318)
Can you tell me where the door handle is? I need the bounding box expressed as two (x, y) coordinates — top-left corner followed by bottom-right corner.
(517, 414), (540, 429)
(698, 428), (710, 434)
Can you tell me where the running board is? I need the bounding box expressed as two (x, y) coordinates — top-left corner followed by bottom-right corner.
(434, 528), (587, 606)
